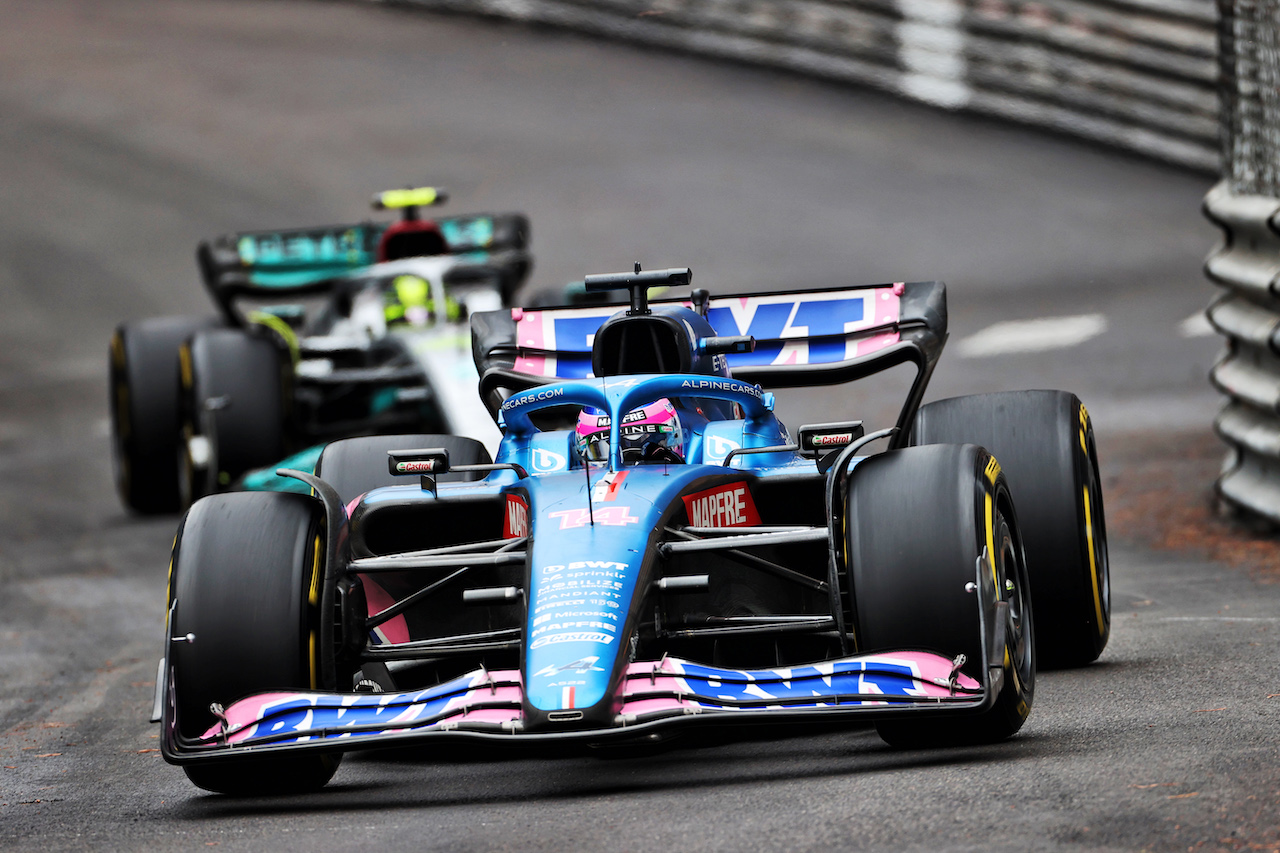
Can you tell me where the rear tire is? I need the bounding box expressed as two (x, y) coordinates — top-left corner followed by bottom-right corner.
(845, 444), (1035, 747)
(180, 329), (290, 505)
(167, 491), (339, 794)
(913, 390), (1109, 668)
(109, 316), (219, 513)
(316, 433), (492, 505)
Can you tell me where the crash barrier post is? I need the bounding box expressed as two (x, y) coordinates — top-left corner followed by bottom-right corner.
(1204, 0), (1280, 523)
(381, 0), (1218, 171)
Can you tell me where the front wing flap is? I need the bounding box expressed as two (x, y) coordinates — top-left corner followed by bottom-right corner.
(161, 651), (989, 763)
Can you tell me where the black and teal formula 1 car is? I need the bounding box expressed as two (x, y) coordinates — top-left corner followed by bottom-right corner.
(110, 188), (530, 514)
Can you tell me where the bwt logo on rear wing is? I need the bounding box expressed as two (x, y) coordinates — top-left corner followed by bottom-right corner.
(507, 284), (910, 380)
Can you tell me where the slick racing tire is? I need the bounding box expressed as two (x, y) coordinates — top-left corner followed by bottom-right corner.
(913, 391), (1109, 668)
(179, 329), (289, 505)
(166, 491), (340, 794)
(316, 433), (492, 505)
(846, 443), (1035, 748)
(109, 316), (220, 514)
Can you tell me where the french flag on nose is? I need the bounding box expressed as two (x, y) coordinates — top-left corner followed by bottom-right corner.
(561, 686), (576, 709)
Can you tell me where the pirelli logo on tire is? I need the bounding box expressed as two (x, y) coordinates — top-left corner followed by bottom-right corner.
(984, 454), (1001, 485)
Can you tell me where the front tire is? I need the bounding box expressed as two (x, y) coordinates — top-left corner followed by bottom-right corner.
(913, 390), (1109, 668)
(845, 443), (1035, 747)
(109, 316), (219, 513)
(179, 329), (290, 505)
(167, 491), (339, 794)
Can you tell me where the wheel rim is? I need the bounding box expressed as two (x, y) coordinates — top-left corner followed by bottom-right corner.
(999, 518), (1033, 689)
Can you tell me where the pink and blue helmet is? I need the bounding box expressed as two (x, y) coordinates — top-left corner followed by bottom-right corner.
(575, 398), (683, 463)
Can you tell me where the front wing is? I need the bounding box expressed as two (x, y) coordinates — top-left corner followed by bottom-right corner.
(162, 651), (992, 762)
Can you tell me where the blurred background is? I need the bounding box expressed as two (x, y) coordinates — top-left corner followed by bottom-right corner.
(1, 0), (1277, 849)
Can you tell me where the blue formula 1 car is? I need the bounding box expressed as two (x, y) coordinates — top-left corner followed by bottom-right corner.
(155, 267), (1110, 794)
(110, 188), (529, 514)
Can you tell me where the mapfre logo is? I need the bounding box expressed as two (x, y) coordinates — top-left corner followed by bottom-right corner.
(682, 483), (761, 528)
(503, 495), (529, 538)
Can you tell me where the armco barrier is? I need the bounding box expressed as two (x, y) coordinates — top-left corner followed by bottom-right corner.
(1203, 0), (1280, 525)
(383, 0), (1218, 171)
(1204, 181), (1280, 523)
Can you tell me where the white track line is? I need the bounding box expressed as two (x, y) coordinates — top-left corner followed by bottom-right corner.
(955, 314), (1107, 358)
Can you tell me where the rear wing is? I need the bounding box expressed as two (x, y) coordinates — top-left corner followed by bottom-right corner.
(197, 214), (531, 320)
(471, 281), (948, 444)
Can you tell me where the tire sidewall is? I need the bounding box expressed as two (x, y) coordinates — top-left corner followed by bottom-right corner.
(913, 390), (1109, 667)
(167, 492), (321, 741)
(846, 443), (1035, 745)
(180, 328), (290, 502)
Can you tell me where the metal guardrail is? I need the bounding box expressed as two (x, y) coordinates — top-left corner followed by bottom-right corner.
(1204, 181), (1280, 523)
(1217, 0), (1280, 195)
(384, 0), (1218, 171)
(1203, 0), (1280, 524)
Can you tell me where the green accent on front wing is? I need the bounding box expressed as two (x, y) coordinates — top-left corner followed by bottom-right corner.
(237, 444), (326, 494)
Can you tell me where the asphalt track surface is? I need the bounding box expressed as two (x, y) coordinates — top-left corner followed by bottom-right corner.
(1, 1), (1276, 850)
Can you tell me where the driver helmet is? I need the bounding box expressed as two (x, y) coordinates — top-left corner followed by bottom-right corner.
(575, 398), (683, 463)
(383, 275), (461, 327)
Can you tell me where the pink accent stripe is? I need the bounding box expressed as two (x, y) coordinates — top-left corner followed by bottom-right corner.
(855, 288), (901, 356)
(362, 575), (410, 645)
(643, 403), (677, 424)
(515, 308), (549, 376)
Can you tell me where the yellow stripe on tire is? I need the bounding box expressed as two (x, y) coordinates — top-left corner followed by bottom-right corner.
(1083, 485), (1105, 634)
